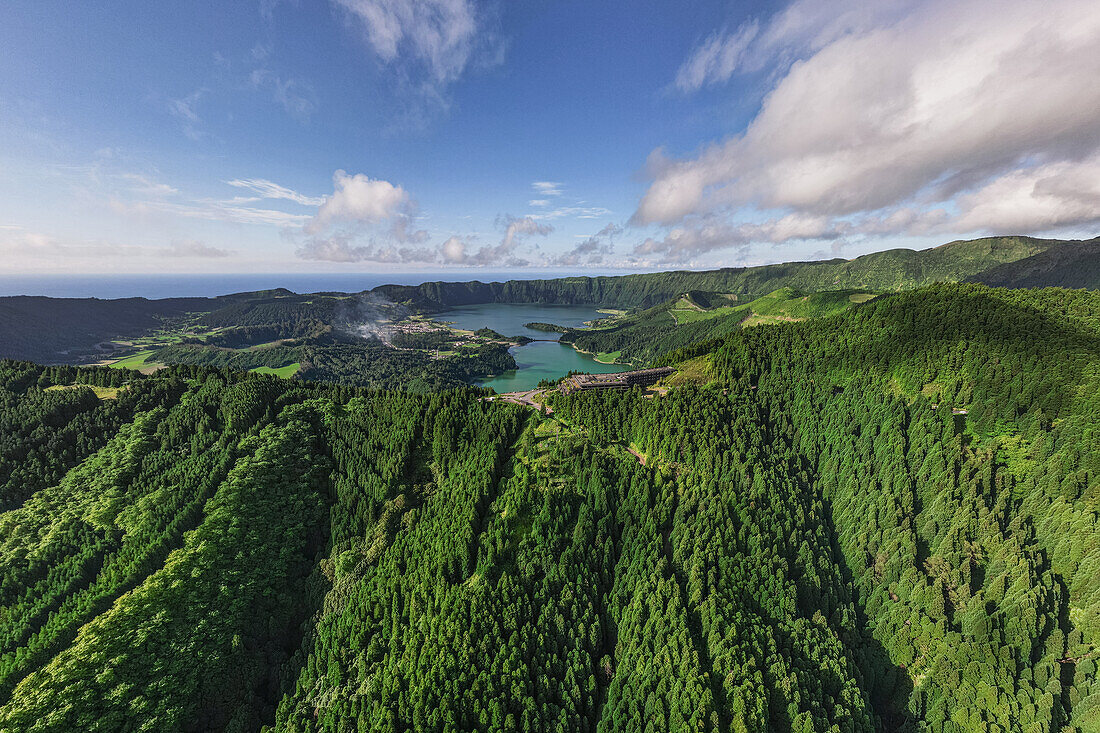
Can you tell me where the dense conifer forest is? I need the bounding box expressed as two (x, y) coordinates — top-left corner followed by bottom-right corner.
(0, 282), (1096, 731)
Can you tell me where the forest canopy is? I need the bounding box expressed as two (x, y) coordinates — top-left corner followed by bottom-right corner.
(0, 283), (1097, 731)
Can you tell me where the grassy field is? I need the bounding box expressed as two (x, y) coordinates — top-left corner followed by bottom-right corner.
(45, 384), (122, 399)
(667, 288), (872, 327)
(664, 354), (716, 387)
(594, 351), (621, 363)
(747, 288), (876, 319)
(250, 363), (301, 379)
(670, 305), (742, 324)
(107, 350), (160, 370)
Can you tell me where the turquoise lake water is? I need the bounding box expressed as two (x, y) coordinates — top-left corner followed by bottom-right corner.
(440, 304), (628, 392)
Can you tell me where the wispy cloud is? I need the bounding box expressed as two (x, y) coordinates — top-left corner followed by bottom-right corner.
(113, 197), (314, 227)
(226, 178), (325, 206)
(117, 174), (178, 198)
(529, 205), (612, 221)
(332, 0), (503, 107)
(249, 69), (317, 123)
(675, 21), (760, 92)
(532, 180), (563, 197)
(167, 89), (207, 140)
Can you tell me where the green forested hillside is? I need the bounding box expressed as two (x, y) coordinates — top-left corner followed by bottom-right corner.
(969, 238), (1100, 290)
(374, 235), (1076, 310)
(1, 236), (1093, 369)
(0, 283), (1098, 731)
(562, 287), (874, 364)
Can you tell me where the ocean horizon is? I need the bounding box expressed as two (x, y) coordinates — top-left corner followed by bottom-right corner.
(0, 269), (643, 300)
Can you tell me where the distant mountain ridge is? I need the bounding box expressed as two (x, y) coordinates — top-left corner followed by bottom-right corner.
(0, 235), (1095, 363)
(372, 235), (1091, 309)
(967, 237), (1100, 289)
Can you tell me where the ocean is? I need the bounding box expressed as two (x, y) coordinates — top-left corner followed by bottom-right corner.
(0, 269), (634, 300)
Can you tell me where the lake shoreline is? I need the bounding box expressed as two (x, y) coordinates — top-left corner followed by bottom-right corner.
(439, 304), (630, 392)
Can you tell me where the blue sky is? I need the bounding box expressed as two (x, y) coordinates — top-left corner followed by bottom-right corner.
(1, 0), (1098, 274)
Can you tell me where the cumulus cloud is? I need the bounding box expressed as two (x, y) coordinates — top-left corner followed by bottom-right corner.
(951, 153), (1100, 233)
(306, 170), (428, 242)
(295, 170), (436, 262)
(551, 223), (621, 266)
(162, 240), (233, 258)
(296, 232), (436, 263)
(332, 0), (500, 96)
(641, 0), (1100, 261)
(296, 214), (553, 267)
(227, 178), (325, 206)
(634, 214), (846, 264)
(436, 216), (553, 267)
(440, 234), (473, 263)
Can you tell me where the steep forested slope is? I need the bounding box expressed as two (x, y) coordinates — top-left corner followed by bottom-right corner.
(0, 295), (215, 363)
(0, 283), (1097, 732)
(970, 238), (1100, 290)
(561, 287), (874, 364)
(558, 284), (1100, 730)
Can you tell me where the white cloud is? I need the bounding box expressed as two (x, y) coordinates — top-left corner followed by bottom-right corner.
(332, 0), (499, 96)
(113, 198), (313, 227)
(227, 178), (325, 206)
(526, 182), (611, 221)
(550, 223), (621, 266)
(952, 153), (1100, 233)
(434, 216), (553, 267)
(306, 170), (426, 242)
(675, 21), (759, 92)
(633, 213), (845, 264)
(532, 181), (563, 197)
(440, 234), (471, 263)
(118, 174), (178, 198)
(676, 0), (910, 91)
(640, 0), (1100, 261)
(529, 205), (613, 222)
(296, 232), (436, 263)
(297, 170), (430, 261)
